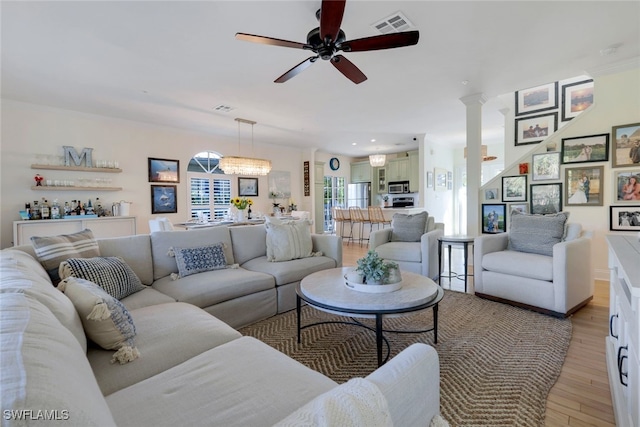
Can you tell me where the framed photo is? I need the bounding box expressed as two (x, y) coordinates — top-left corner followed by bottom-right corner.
(515, 112), (558, 146)
(481, 204), (506, 234)
(612, 122), (640, 168)
(610, 206), (640, 231)
(502, 175), (527, 202)
(532, 152), (560, 181)
(564, 166), (604, 206)
(484, 188), (499, 201)
(561, 134), (609, 164)
(509, 203), (529, 215)
(238, 177), (258, 196)
(426, 171), (434, 188)
(435, 168), (447, 191)
(148, 158), (179, 183)
(151, 185), (177, 214)
(561, 79), (594, 121)
(515, 81), (558, 116)
(530, 183), (562, 215)
(613, 169), (640, 202)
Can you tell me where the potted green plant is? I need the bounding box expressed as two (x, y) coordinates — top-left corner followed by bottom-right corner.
(355, 250), (400, 285)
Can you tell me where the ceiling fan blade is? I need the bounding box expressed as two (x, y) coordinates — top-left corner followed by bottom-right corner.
(275, 56), (318, 83)
(330, 55), (367, 84)
(236, 33), (307, 50)
(319, 0), (346, 42)
(339, 30), (419, 52)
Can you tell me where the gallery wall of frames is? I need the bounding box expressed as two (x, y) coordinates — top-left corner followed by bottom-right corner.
(481, 78), (640, 234)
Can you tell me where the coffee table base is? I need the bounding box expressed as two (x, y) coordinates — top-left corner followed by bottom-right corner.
(296, 295), (439, 367)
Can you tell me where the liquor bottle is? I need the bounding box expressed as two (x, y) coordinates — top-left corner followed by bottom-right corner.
(63, 202), (71, 217)
(75, 201), (81, 216)
(95, 198), (103, 217)
(248, 206), (252, 220)
(51, 199), (61, 219)
(32, 201), (40, 220)
(40, 198), (50, 220)
(25, 203), (31, 220)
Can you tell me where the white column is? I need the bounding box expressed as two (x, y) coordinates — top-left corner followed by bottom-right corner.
(460, 93), (487, 236)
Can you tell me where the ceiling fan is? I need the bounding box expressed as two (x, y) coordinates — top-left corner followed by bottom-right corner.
(235, 0), (419, 84)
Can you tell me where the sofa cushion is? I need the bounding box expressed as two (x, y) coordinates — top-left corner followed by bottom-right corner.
(98, 234), (154, 285)
(120, 287), (176, 311)
(507, 211), (569, 256)
(171, 243), (229, 279)
(30, 229), (100, 282)
(89, 302), (242, 395)
(59, 256), (146, 299)
(266, 220), (315, 262)
(59, 277), (139, 364)
(1, 292), (117, 426)
(375, 242), (422, 263)
(482, 250), (553, 281)
(229, 224), (268, 265)
(152, 267), (274, 309)
(391, 212), (428, 242)
(242, 255), (337, 286)
(151, 227), (234, 280)
(105, 336), (337, 426)
(1, 249), (87, 351)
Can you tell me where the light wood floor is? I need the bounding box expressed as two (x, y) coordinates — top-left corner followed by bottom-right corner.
(341, 241), (615, 426)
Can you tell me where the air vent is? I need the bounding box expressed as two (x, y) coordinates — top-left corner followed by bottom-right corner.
(372, 11), (413, 34)
(213, 104), (235, 113)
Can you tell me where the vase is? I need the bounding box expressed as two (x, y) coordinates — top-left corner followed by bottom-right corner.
(236, 209), (246, 222)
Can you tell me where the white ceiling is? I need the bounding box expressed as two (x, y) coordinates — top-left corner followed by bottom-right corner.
(2, 1), (639, 157)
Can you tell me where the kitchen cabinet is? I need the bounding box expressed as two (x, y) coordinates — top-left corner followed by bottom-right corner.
(350, 161), (372, 183)
(386, 157), (410, 182)
(409, 151), (419, 192)
(375, 167), (386, 194)
(606, 234), (639, 427)
(13, 216), (136, 246)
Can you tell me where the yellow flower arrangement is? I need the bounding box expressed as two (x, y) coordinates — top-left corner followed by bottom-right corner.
(230, 197), (253, 210)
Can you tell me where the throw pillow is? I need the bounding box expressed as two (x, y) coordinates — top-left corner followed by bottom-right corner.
(390, 211), (428, 242)
(266, 220), (318, 262)
(59, 277), (139, 364)
(59, 256), (146, 299)
(508, 211), (569, 256)
(31, 229), (100, 283)
(169, 243), (228, 279)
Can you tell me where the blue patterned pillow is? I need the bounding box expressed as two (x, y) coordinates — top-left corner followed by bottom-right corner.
(172, 243), (228, 279)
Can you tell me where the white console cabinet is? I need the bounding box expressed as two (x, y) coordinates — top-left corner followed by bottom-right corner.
(13, 216), (136, 246)
(606, 234), (640, 427)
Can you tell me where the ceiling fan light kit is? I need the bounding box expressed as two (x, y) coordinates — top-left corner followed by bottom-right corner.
(219, 118), (272, 176)
(236, 0), (419, 84)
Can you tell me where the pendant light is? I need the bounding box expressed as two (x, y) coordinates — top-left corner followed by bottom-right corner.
(219, 118), (272, 176)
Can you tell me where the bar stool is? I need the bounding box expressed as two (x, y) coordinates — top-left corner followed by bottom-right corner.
(368, 206), (391, 232)
(349, 207), (371, 247)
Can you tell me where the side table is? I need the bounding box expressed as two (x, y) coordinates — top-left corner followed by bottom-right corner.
(438, 235), (475, 293)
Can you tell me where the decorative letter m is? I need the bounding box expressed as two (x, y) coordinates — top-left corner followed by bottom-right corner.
(63, 146), (93, 167)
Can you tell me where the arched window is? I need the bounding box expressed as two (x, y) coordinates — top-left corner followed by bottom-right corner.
(188, 151), (231, 221)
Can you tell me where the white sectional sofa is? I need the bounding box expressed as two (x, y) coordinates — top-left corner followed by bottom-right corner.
(1, 224), (443, 426)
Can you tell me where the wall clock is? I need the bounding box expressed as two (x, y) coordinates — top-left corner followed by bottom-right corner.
(329, 157), (340, 171)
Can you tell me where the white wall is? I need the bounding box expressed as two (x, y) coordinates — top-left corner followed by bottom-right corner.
(482, 66), (640, 280)
(422, 138), (455, 233)
(0, 100), (307, 248)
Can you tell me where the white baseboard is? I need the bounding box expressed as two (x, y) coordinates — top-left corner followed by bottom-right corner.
(594, 268), (609, 282)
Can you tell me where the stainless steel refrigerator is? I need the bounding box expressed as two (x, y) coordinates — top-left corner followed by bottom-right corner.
(347, 183), (371, 208)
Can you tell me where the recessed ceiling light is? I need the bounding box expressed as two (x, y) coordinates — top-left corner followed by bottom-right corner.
(352, 142), (357, 146)
(371, 139), (376, 142)
(461, 80), (469, 85)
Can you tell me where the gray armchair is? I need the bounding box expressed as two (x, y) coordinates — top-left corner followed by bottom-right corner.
(474, 219), (593, 318)
(369, 212), (444, 280)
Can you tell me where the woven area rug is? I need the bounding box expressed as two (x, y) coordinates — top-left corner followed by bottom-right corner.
(239, 290), (572, 426)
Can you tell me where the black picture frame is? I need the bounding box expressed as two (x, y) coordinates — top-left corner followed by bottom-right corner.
(561, 134), (609, 164)
(515, 112), (558, 146)
(610, 206), (640, 231)
(564, 165), (604, 206)
(148, 158), (180, 183)
(530, 183), (562, 215)
(238, 177), (259, 196)
(502, 175), (527, 202)
(151, 185), (177, 214)
(561, 79), (594, 121)
(611, 122), (640, 168)
(481, 203), (506, 234)
(515, 81), (558, 116)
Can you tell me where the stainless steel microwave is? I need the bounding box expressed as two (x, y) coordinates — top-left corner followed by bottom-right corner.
(388, 181), (410, 194)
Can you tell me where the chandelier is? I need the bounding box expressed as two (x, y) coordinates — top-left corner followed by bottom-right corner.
(219, 118), (272, 176)
(464, 145), (497, 162)
(369, 154), (386, 167)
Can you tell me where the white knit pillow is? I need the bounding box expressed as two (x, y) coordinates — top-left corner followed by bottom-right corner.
(266, 220), (316, 262)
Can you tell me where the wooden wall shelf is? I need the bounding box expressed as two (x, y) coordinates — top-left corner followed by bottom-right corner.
(31, 186), (122, 191)
(31, 164), (122, 173)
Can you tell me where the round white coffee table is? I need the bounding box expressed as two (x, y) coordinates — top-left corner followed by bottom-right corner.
(297, 267), (444, 366)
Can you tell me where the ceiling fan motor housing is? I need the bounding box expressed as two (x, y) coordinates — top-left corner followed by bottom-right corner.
(307, 27), (346, 60)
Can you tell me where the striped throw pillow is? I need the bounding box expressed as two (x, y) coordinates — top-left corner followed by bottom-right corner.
(59, 256), (145, 299)
(31, 229), (100, 283)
